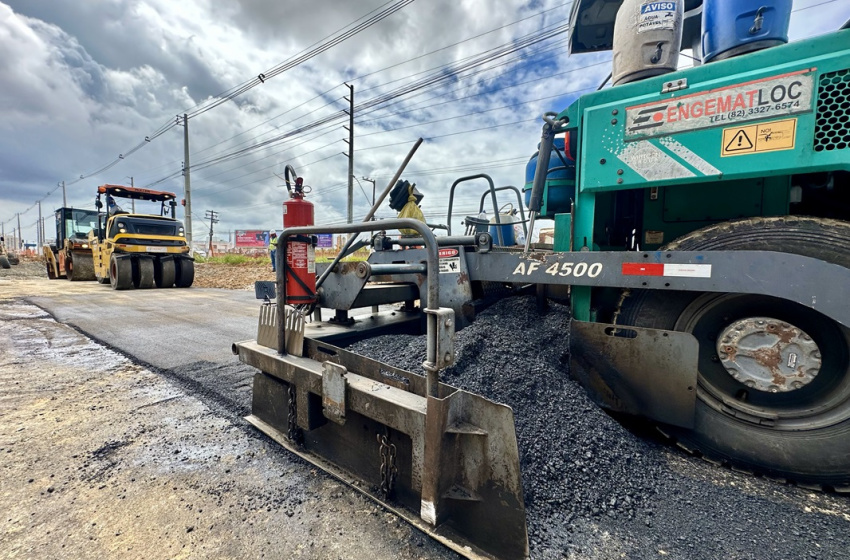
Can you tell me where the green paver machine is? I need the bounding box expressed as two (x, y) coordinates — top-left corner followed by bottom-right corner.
(234, 3), (850, 558)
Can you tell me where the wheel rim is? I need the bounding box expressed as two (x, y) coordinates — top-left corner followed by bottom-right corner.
(675, 293), (850, 430)
(716, 316), (822, 393)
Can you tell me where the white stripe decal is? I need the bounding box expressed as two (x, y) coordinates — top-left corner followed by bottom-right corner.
(617, 140), (695, 181)
(658, 138), (721, 176)
(663, 263), (712, 278)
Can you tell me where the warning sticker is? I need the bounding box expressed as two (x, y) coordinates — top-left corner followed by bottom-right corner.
(438, 248), (459, 258)
(439, 257), (461, 274)
(721, 118), (797, 157)
(625, 69), (814, 140)
(723, 129), (755, 153)
(638, 2), (677, 33)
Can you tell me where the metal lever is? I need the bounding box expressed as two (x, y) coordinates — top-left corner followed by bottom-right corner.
(650, 42), (664, 64)
(749, 6), (766, 35)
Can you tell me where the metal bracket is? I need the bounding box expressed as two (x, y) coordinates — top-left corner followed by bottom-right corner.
(322, 362), (348, 425)
(425, 307), (455, 369)
(662, 78), (688, 93)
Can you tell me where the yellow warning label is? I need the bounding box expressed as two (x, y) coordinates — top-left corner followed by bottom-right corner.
(721, 118), (797, 157)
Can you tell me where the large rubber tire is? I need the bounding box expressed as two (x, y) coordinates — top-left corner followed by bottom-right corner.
(0, 255), (10, 269)
(174, 258), (194, 288)
(67, 254), (95, 282)
(619, 216), (850, 490)
(8, 254), (18, 265)
(109, 255), (133, 290)
(154, 258), (176, 288)
(133, 258), (154, 289)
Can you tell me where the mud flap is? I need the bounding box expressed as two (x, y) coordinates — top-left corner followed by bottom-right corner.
(236, 338), (529, 560)
(569, 319), (699, 428)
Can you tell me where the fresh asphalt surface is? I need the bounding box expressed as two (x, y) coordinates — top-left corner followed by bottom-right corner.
(30, 287), (260, 369)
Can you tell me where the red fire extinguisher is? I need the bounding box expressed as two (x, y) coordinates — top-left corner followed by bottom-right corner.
(282, 164), (316, 304)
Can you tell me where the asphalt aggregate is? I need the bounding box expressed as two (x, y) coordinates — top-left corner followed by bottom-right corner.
(349, 295), (850, 560)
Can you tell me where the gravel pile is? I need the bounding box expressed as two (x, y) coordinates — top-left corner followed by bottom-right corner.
(0, 258), (44, 277)
(350, 295), (849, 559)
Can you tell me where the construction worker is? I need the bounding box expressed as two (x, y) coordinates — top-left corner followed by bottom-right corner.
(269, 232), (278, 272)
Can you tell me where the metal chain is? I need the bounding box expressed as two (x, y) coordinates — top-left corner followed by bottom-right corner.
(610, 287), (632, 334)
(287, 383), (303, 444)
(377, 433), (398, 499)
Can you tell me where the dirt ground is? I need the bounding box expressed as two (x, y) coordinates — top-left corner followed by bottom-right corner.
(0, 259), (455, 560)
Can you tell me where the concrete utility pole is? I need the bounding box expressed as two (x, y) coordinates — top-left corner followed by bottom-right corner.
(205, 210), (219, 255)
(362, 176), (376, 207)
(182, 114), (193, 250)
(37, 201), (42, 252)
(126, 176), (136, 213)
(342, 83), (354, 224)
(17, 213), (21, 251)
(59, 180), (66, 208)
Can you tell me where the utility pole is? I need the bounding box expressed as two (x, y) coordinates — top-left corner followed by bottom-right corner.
(37, 201), (42, 252)
(59, 180), (66, 208)
(205, 210), (219, 256)
(16, 213), (21, 251)
(342, 83), (354, 224)
(127, 176), (136, 213)
(182, 114), (193, 251)
(362, 176), (376, 207)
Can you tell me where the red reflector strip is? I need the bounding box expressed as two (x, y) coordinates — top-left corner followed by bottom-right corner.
(622, 263), (664, 276)
(622, 263), (713, 278)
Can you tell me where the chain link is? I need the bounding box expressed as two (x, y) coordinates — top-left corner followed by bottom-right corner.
(377, 433), (398, 499)
(610, 287), (632, 334)
(287, 383), (303, 444)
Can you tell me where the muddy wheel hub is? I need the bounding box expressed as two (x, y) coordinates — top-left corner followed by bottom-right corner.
(716, 316), (821, 393)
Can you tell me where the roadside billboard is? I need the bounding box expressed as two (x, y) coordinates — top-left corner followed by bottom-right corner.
(235, 230), (268, 248)
(316, 233), (333, 248)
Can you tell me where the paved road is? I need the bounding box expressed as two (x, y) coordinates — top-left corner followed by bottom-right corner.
(30, 286), (260, 368)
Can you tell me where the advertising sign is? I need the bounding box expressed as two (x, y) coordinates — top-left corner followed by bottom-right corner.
(235, 230), (268, 248)
(316, 234), (333, 248)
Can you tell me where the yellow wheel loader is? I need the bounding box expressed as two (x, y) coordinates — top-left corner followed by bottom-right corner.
(88, 184), (193, 290)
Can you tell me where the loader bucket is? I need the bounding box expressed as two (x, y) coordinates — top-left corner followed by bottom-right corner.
(234, 328), (529, 560)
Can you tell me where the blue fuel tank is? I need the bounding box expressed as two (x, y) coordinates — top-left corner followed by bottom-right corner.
(702, 0), (792, 63)
(523, 136), (576, 219)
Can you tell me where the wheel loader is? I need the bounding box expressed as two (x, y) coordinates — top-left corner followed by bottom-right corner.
(88, 184), (194, 289)
(44, 207), (100, 281)
(232, 4), (850, 559)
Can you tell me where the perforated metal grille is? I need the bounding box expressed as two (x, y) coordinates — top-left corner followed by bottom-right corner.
(814, 69), (850, 152)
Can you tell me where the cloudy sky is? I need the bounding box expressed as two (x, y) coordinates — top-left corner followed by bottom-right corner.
(0, 0), (844, 248)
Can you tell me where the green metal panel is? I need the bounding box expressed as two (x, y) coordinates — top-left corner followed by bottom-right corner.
(553, 213), (572, 252)
(573, 30), (850, 194)
(640, 176), (790, 249)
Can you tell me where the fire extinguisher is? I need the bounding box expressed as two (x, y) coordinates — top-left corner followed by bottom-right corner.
(282, 164), (317, 304)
